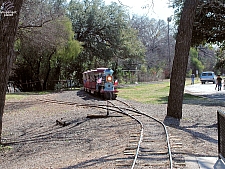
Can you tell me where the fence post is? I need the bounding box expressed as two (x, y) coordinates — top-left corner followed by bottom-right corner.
(217, 110), (225, 161)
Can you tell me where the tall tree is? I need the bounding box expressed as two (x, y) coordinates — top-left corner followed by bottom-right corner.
(167, 0), (199, 119)
(131, 16), (175, 74)
(173, 0), (225, 47)
(192, 0), (225, 46)
(0, 0), (67, 143)
(0, 0), (23, 143)
(189, 47), (204, 75)
(68, 0), (145, 80)
(14, 17), (81, 91)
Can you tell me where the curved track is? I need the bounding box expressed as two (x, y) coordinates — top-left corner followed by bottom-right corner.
(37, 97), (173, 168)
(108, 99), (172, 169)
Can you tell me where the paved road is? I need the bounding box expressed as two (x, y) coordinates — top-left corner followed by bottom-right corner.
(185, 83), (225, 169)
(185, 83), (225, 101)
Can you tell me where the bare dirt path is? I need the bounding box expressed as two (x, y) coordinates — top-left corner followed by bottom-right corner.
(0, 90), (223, 168)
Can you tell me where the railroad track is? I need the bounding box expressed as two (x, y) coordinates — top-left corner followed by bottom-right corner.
(107, 99), (173, 169)
(37, 97), (173, 168)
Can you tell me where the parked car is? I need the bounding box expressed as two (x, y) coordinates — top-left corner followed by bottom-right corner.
(200, 71), (216, 84)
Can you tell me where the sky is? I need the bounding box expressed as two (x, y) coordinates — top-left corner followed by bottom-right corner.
(104, 0), (174, 21)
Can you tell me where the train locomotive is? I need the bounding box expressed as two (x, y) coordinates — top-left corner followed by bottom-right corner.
(83, 68), (118, 100)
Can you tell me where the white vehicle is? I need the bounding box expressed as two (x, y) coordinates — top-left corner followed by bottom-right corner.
(200, 71), (216, 84)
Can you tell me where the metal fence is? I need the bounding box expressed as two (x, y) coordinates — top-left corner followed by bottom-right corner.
(217, 110), (225, 161)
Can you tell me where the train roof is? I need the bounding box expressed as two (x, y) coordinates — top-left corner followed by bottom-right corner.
(96, 68), (108, 73)
(83, 68), (109, 74)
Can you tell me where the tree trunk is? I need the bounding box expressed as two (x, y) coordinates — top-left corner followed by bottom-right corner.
(167, 0), (199, 119)
(0, 0), (23, 143)
(43, 51), (56, 90)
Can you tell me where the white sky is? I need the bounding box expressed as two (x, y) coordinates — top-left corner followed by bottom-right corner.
(67, 0), (174, 21)
(104, 0), (174, 21)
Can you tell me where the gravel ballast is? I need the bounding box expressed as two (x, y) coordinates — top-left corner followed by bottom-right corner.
(0, 90), (223, 168)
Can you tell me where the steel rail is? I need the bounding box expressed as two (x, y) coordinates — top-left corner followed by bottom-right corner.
(39, 98), (144, 168)
(38, 98), (173, 168)
(115, 99), (173, 169)
(107, 100), (144, 169)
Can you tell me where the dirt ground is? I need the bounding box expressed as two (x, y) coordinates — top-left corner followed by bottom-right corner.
(0, 90), (223, 168)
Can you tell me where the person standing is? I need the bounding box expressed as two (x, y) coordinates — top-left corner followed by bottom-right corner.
(217, 75), (222, 91)
(191, 74), (195, 85)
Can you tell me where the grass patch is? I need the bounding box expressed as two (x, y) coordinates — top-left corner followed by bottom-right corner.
(6, 93), (26, 100)
(0, 144), (12, 152)
(6, 91), (52, 101)
(183, 93), (202, 99)
(118, 81), (170, 104)
(118, 81), (202, 104)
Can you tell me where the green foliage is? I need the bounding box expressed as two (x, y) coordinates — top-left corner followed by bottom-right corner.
(0, 145), (12, 152)
(118, 28), (145, 60)
(13, 16), (82, 91)
(53, 18), (83, 80)
(118, 82), (170, 104)
(54, 82), (63, 92)
(55, 17), (82, 61)
(189, 48), (204, 74)
(192, 0), (225, 46)
(173, 0), (225, 47)
(215, 49), (225, 73)
(6, 94), (26, 101)
(118, 80), (206, 105)
(171, 0), (184, 25)
(67, 0), (145, 76)
(140, 65), (147, 73)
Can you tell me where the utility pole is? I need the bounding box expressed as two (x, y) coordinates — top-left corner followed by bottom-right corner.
(167, 16), (172, 78)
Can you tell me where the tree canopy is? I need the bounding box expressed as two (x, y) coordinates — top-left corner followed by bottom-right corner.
(14, 17), (82, 91)
(67, 0), (145, 75)
(131, 16), (175, 76)
(173, 0), (225, 47)
(192, 0), (225, 46)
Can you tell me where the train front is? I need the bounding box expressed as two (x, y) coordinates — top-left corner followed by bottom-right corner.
(102, 68), (118, 99)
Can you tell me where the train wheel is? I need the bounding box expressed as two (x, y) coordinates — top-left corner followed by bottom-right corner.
(112, 94), (117, 100)
(97, 91), (100, 96)
(104, 92), (113, 100)
(104, 92), (108, 100)
(109, 92), (113, 100)
(98, 87), (101, 97)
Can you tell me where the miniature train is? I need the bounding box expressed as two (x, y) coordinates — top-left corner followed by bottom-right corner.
(83, 68), (118, 100)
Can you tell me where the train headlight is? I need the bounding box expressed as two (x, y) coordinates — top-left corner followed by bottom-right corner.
(106, 75), (112, 82)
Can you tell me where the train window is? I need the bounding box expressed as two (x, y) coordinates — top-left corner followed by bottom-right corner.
(102, 75), (106, 81)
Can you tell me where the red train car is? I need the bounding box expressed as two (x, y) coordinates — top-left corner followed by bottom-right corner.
(83, 68), (118, 99)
